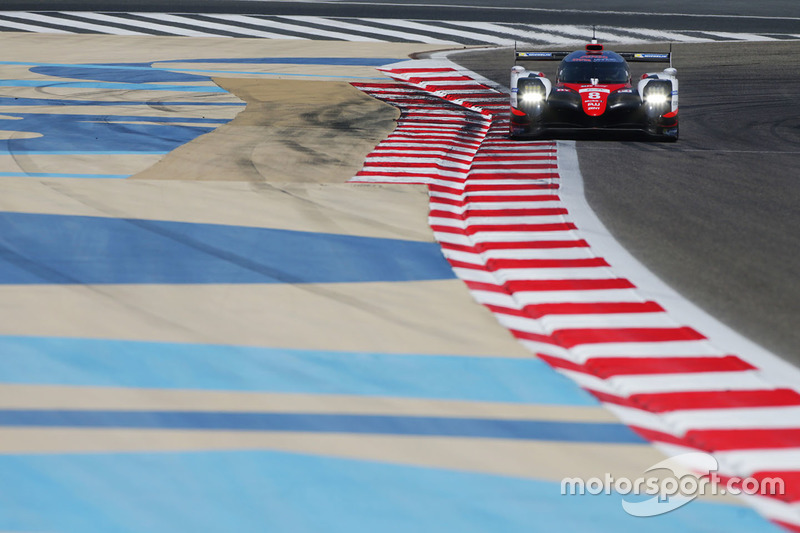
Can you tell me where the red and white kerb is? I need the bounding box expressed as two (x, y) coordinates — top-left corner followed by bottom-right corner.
(351, 65), (800, 532)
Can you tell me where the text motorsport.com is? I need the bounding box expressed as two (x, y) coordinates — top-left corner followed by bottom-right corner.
(560, 452), (785, 517)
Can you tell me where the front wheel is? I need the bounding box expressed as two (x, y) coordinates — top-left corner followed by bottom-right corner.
(644, 120), (678, 142)
(657, 124), (679, 142)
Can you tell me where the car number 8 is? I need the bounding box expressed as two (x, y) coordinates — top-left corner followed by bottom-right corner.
(588, 92), (602, 100)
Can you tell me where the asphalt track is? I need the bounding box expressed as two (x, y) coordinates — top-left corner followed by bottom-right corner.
(4, 0), (800, 33)
(451, 40), (800, 362)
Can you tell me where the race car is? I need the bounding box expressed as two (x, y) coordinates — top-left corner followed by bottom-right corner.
(509, 41), (679, 141)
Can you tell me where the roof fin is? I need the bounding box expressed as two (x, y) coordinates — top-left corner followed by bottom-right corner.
(586, 25), (603, 52)
(586, 27), (604, 54)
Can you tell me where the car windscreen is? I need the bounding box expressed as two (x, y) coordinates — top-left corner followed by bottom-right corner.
(558, 60), (630, 83)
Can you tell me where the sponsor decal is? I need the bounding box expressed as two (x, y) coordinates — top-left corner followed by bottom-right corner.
(578, 87), (610, 116)
(518, 52), (555, 58)
(577, 55), (617, 62)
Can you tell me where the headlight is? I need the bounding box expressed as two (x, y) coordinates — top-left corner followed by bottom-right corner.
(645, 92), (669, 105)
(520, 91), (545, 104)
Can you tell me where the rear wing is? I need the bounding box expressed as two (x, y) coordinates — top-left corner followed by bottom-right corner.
(618, 52), (672, 63)
(515, 49), (673, 66)
(514, 51), (570, 61)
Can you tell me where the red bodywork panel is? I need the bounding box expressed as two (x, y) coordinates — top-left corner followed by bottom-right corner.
(562, 83), (629, 117)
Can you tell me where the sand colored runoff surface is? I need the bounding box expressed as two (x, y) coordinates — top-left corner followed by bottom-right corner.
(0, 33), (534, 358)
(133, 78), (401, 183)
(0, 177), (437, 242)
(0, 281), (532, 356)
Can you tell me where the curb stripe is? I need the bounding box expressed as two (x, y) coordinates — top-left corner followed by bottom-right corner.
(539, 354), (757, 377)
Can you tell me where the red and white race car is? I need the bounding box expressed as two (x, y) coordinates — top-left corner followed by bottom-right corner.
(509, 41), (679, 141)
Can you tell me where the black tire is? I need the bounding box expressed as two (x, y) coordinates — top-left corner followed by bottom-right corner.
(658, 124), (679, 142)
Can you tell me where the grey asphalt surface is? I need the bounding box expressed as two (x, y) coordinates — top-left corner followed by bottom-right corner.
(451, 41), (800, 362)
(6, 0), (800, 33)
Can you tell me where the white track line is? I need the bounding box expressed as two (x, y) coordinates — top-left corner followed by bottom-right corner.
(701, 30), (778, 41)
(62, 12), (215, 37)
(0, 16), (72, 34)
(282, 15), (457, 44)
(209, 13), (384, 41)
(130, 12), (299, 39)
(597, 26), (710, 43)
(441, 21), (579, 46)
(362, 18), (515, 45)
(21, 12), (147, 36)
